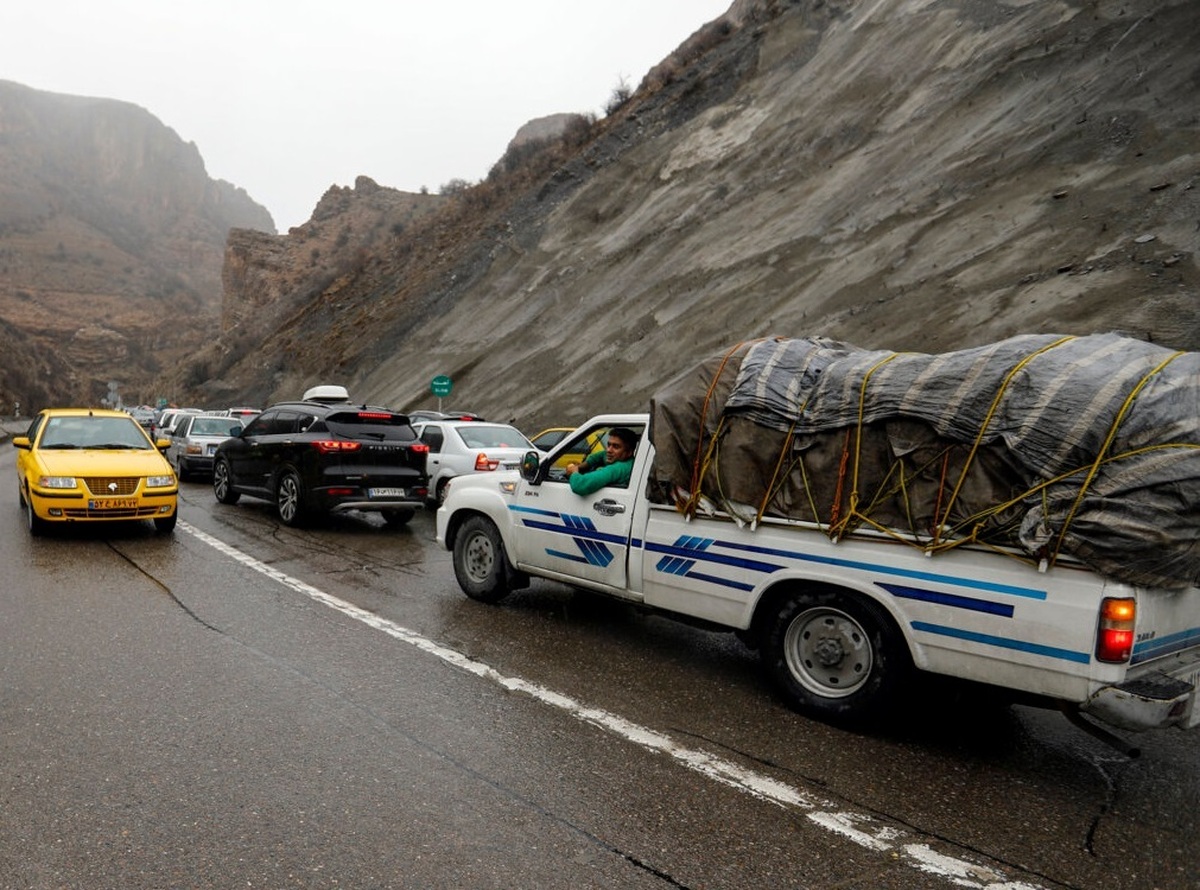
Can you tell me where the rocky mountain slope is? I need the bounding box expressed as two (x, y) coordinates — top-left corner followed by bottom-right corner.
(173, 0), (1196, 433)
(0, 79), (273, 409)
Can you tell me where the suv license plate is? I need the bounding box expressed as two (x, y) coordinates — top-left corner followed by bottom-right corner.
(90, 498), (139, 510)
(368, 488), (406, 498)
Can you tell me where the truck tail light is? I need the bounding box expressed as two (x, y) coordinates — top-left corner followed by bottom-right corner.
(475, 453), (500, 471)
(1096, 597), (1136, 663)
(311, 440), (362, 454)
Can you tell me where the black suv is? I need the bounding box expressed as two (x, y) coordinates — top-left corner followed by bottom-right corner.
(211, 387), (429, 527)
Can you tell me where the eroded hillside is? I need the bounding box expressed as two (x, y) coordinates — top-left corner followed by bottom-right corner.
(0, 79), (273, 408)
(176, 0), (1199, 433)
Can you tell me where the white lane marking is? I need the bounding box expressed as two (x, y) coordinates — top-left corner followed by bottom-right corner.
(181, 521), (1046, 889)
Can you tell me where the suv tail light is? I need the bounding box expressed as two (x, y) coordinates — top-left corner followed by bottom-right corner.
(410, 442), (430, 454)
(475, 453), (500, 471)
(1096, 597), (1136, 663)
(311, 440), (362, 454)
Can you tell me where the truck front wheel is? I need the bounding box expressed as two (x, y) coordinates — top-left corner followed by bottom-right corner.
(453, 516), (512, 603)
(762, 588), (910, 728)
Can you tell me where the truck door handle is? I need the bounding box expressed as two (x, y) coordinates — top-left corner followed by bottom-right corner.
(593, 498), (625, 516)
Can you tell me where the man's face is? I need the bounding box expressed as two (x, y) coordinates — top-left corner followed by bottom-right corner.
(605, 435), (633, 463)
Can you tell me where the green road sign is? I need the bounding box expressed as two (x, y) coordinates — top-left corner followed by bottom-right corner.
(430, 375), (453, 397)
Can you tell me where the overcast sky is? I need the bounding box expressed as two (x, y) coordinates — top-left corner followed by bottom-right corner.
(1, 1), (732, 232)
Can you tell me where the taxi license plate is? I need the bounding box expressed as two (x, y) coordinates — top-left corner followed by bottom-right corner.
(368, 488), (406, 498)
(90, 498), (139, 510)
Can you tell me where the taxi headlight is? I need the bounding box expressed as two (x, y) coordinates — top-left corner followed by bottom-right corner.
(146, 475), (175, 488)
(38, 476), (77, 489)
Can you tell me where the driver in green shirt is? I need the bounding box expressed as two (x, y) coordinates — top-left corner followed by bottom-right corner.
(565, 427), (638, 496)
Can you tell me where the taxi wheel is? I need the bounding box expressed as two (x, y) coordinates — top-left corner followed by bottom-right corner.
(25, 487), (48, 537)
(154, 513), (177, 534)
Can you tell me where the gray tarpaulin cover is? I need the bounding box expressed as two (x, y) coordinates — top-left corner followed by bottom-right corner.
(648, 333), (1200, 589)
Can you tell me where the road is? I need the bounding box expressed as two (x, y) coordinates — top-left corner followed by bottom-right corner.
(1, 436), (1197, 889)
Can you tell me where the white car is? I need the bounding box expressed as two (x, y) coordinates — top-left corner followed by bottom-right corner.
(413, 420), (535, 504)
(166, 413), (244, 480)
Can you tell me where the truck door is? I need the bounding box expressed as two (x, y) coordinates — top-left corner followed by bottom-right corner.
(509, 422), (645, 598)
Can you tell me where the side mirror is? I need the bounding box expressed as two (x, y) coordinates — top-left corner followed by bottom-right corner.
(12, 435), (30, 450)
(520, 450), (540, 482)
(156, 438), (171, 451)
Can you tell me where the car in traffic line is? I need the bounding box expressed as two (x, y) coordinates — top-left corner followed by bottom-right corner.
(13, 407), (178, 536)
(412, 419), (535, 504)
(211, 385), (429, 527)
(528, 427), (573, 452)
(166, 413), (244, 480)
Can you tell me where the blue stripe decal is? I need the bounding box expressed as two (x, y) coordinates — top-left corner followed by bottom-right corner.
(518, 518), (628, 547)
(645, 538), (783, 574)
(510, 505), (562, 518)
(547, 549), (589, 564)
(1132, 625), (1200, 663)
(710, 539), (1047, 600)
(912, 621), (1091, 665)
(879, 583), (1014, 618)
(687, 571), (754, 592)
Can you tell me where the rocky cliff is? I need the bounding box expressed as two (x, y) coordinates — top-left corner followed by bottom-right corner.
(0, 79), (273, 408)
(173, 0), (1197, 433)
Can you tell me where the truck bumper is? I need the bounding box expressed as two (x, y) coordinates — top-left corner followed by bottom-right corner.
(1083, 653), (1200, 731)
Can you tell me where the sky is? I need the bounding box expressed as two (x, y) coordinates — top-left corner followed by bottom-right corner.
(1, 1), (732, 232)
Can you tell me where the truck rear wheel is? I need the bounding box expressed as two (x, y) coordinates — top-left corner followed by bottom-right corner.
(453, 516), (511, 603)
(762, 588), (910, 728)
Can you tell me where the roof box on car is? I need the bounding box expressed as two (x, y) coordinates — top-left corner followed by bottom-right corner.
(302, 384), (351, 403)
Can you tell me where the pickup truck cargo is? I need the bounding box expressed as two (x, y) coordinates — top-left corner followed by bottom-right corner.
(437, 335), (1200, 743)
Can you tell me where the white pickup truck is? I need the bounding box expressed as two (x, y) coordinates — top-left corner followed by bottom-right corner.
(436, 413), (1200, 746)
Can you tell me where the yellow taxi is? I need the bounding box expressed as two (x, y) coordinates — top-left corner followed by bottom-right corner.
(13, 407), (178, 536)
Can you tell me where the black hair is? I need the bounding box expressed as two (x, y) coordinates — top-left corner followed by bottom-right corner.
(608, 426), (639, 450)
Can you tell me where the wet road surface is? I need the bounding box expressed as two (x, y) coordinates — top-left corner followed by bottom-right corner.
(2, 449), (1197, 889)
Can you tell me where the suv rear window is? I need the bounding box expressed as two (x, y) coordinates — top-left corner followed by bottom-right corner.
(325, 410), (417, 440)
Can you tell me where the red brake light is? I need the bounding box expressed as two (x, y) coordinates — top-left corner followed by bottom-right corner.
(311, 440), (362, 454)
(410, 442), (430, 454)
(475, 453), (500, 471)
(1096, 597), (1136, 663)
(357, 411), (392, 420)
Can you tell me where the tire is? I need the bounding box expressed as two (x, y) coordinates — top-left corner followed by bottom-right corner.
(276, 469), (307, 527)
(761, 587), (911, 728)
(435, 478), (450, 506)
(381, 507), (415, 527)
(453, 516), (511, 603)
(25, 486), (47, 537)
(154, 512), (178, 534)
(175, 455), (189, 482)
(212, 458), (240, 504)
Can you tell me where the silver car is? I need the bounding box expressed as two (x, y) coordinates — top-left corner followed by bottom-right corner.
(414, 420), (534, 504)
(167, 413), (244, 480)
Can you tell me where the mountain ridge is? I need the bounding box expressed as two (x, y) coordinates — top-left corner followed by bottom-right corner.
(177, 0), (1196, 434)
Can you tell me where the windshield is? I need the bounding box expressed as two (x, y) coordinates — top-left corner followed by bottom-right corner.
(191, 417), (243, 437)
(325, 410), (417, 440)
(39, 416), (152, 450)
(455, 425), (532, 450)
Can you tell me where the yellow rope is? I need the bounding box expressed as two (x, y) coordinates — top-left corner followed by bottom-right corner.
(1048, 350), (1187, 565)
(935, 335), (1076, 545)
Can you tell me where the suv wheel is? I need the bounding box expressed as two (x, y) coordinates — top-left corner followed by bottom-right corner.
(213, 458), (240, 504)
(276, 469), (307, 527)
